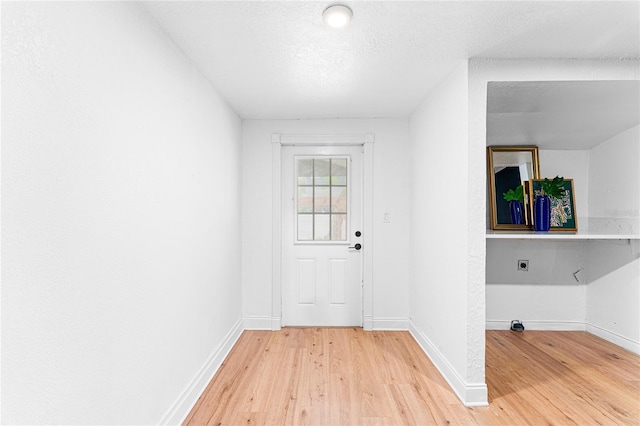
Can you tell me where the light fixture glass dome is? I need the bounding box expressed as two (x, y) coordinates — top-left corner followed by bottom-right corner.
(323, 5), (353, 28)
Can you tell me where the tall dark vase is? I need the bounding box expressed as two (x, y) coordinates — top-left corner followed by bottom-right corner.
(534, 195), (551, 231)
(509, 200), (524, 225)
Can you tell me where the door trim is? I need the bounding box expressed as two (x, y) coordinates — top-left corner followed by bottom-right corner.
(272, 133), (374, 330)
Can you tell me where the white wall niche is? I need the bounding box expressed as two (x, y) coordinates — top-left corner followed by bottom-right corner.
(483, 76), (640, 354)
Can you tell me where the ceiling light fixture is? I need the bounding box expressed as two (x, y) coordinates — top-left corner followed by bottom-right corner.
(322, 4), (353, 28)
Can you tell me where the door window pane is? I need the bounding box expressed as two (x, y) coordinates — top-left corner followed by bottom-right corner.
(296, 157), (349, 242)
(314, 159), (330, 185)
(298, 214), (313, 241)
(297, 187), (313, 213)
(331, 214), (347, 241)
(314, 187), (330, 213)
(297, 159), (314, 185)
(331, 158), (347, 185)
(314, 214), (330, 241)
(331, 186), (347, 213)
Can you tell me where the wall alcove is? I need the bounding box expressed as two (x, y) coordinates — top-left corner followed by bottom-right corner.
(485, 80), (640, 354)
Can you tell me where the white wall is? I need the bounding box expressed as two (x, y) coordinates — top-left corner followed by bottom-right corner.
(586, 124), (640, 353)
(586, 241), (640, 353)
(2, 3), (242, 424)
(589, 124), (640, 233)
(409, 61), (487, 405)
(539, 149), (590, 221)
(486, 240), (587, 329)
(241, 118), (411, 329)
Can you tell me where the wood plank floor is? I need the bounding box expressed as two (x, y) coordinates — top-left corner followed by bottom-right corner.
(183, 329), (640, 425)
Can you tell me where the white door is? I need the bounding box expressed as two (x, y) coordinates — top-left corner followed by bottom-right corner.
(282, 145), (363, 326)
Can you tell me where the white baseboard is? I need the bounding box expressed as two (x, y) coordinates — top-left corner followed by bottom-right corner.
(486, 320), (585, 331)
(243, 316), (276, 330)
(371, 317), (409, 331)
(363, 315), (373, 331)
(408, 320), (488, 407)
(271, 316), (282, 330)
(245, 316), (407, 331)
(159, 319), (243, 426)
(487, 320), (639, 354)
(586, 323), (640, 355)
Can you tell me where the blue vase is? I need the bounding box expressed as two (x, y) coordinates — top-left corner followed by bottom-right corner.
(509, 200), (524, 225)
(534, 195), (551, 231)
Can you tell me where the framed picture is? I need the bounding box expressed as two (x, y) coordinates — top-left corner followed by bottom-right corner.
(528, 178), (577, 231)
(487, 146), (540, 230)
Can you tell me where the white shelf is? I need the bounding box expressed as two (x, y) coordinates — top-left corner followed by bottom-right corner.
(486, 218), (640, 240)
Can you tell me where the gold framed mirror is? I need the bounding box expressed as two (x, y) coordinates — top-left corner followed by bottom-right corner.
(487, 146), (540, 230)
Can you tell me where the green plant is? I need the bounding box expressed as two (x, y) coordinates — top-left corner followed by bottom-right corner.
(503, 185), (524, 203)
(539, 176), (565, 198)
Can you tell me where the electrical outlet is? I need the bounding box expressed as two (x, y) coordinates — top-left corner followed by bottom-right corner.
(518, 260), (529, 271)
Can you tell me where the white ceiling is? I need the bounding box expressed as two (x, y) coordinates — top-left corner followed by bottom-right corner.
(143, 1), (640, 120)
(487, 81), (640, 150)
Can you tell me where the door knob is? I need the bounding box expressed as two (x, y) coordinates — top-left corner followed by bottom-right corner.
(349, 243), (362, 250)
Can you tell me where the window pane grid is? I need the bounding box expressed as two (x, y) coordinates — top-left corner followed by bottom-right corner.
(296, 157), (348, 241)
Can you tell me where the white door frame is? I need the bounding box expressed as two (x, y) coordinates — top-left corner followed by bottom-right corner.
(271, 133), (374, 330)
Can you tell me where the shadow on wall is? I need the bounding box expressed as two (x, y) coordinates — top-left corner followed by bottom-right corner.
(486, 240), (587, 285)
(486, 239), (639, 285)
(587, 240), (639, 283)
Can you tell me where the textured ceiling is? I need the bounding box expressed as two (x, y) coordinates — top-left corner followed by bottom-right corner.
(143, 1), (640, 120)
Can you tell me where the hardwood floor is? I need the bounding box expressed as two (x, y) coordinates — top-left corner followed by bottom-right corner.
(183, 329), (640, 425)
